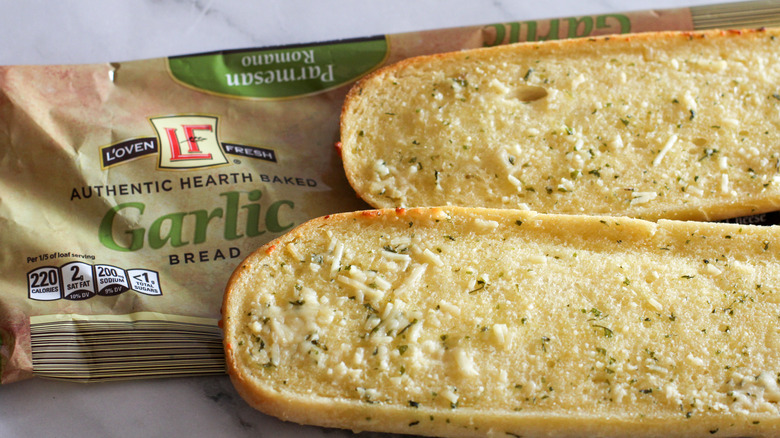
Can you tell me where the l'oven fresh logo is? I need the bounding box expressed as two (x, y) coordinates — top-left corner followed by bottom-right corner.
(152, 115), (228, 169)
(100, 114), (276, 170)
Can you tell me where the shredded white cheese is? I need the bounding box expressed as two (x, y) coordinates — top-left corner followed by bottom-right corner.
(473, 218), (500, 232)
(438, 300), (461, 316)
(491, 323), (509, 349)
(419, 248), (444, 266)
(647, 297), (663, 312)
(373, 159), (390, 177)
(395, 263), (427, 297)
(652, 134), (678, 167)
(330, 242), (344, 277)
(453, 347), (479, 377)
(630, 191), (658, 206)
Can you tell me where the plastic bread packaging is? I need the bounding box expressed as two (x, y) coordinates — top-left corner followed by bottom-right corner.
(339, 27), (780, 221)
(3, 1), (780, 385)
(223, 206), (780, 438)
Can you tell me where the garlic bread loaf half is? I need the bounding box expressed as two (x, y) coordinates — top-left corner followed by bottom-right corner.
(340, 28), (780, 221)
(223, 206), (780, 437)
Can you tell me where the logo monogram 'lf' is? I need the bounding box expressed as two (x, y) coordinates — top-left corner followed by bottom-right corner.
(151, 115), (229, 169)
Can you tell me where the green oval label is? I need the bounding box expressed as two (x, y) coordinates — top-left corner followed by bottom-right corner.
(168, 36), (388, 100)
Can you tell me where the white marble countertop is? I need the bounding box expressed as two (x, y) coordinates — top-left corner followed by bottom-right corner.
(0, 0), (754, 436)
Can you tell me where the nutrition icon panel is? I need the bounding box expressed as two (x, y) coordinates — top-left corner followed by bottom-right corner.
(27, 263), (162, 301)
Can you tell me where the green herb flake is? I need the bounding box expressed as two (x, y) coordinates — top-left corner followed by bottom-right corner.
(453, 77), (468, 88)
(699, 148), (719, 161)
(469, 279), (487, 294)
(592, 324), (614, 338)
